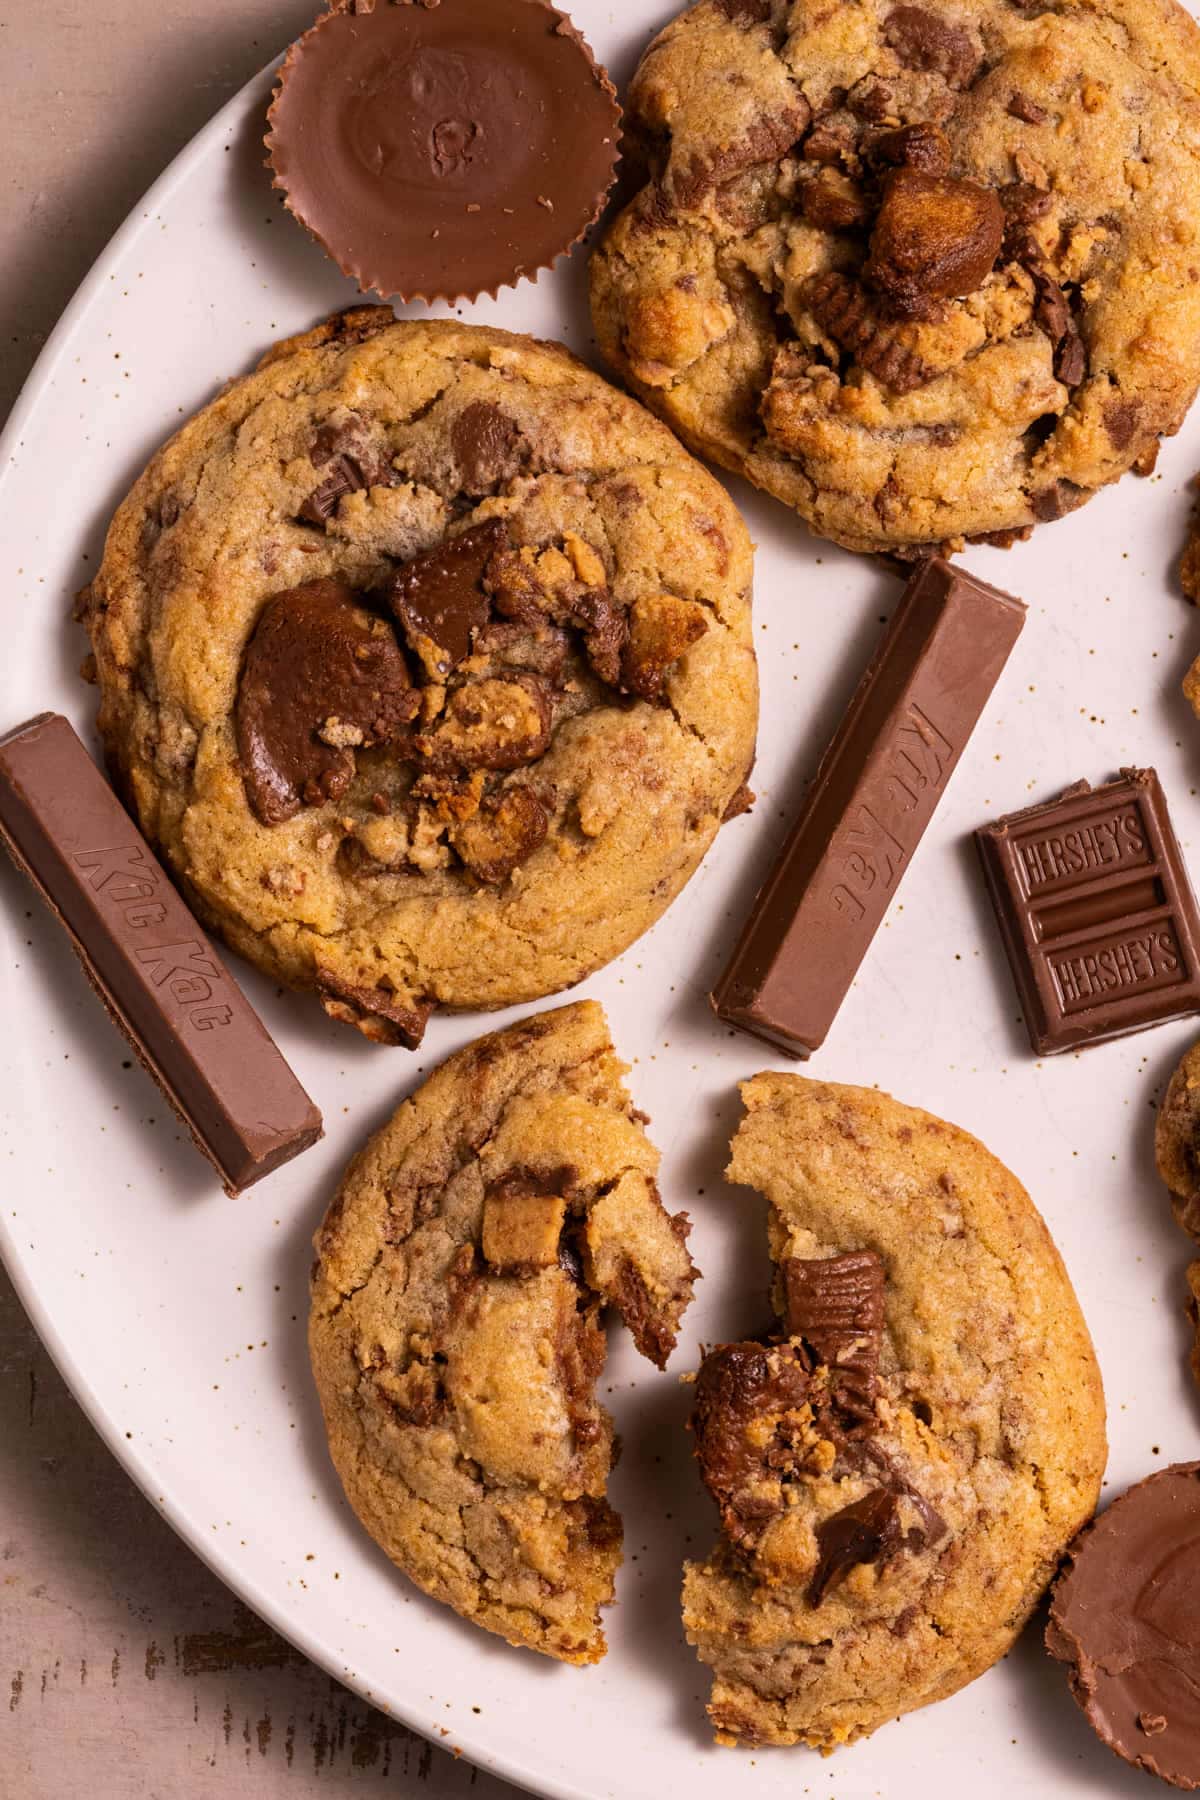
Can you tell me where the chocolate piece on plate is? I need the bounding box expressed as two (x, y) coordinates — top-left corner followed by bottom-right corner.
(265, 0), (621, 303)
(0, 712), (323, 1194)
(711, 557), (1026, 1056)
(1047, 1463), (1200, 1790)
(976, 769), (1200, 1054)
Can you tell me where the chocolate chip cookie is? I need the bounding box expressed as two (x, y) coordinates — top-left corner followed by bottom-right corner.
(590, 0), (1200, 555)
(308, 1001), (697, 1661)
(82, 308), (757, 1046)
(683, 1074), (1106, 1748)
(1154, 1036), (1200, 1387)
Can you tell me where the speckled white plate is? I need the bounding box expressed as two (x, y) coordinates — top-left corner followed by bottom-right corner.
(3, 6), (1200, 1797)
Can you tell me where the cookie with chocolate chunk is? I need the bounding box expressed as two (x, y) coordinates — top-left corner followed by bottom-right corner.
(684, 1075), (1106, 1748)
(308, 1001), (697, 1661)
(590, 0), (1200, 555)
(1154, 1036), (1200, 1242)
(82, 308), (757, 1046)
(1153, 1036), (1200, 1389)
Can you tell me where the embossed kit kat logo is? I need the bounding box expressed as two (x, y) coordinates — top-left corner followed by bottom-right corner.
(830, 705), (952, 922)
(73, 845), (233, 1030)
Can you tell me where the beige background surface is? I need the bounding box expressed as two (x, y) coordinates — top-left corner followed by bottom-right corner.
(0, 5), (523, 1794)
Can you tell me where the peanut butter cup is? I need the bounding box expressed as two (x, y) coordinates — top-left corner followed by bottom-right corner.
(266, 0), (620, 303)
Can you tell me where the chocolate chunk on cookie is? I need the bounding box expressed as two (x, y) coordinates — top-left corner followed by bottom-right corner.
(591, 0), (1200, 554)
(83, 313), (758, 1047)
(308, 1002), (697, 1662)
(683, 1075), (1106, 1749)
(235, 580), (418, 825)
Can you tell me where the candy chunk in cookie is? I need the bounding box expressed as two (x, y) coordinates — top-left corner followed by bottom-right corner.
(309, 1001), (697, 1662)
(86, 314), (757, 1050)
(683, 1075), (1105, 1750)
(864, 169), (1004, 319)
(235, 580), (419, 825)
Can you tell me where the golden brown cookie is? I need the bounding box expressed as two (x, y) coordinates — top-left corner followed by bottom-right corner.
(590, 0), (1200, 555)
(1153, 1038), (1200, 1389)
(82, 308), (757, 1046)
(309, 1001), (697, 1662)
(683, 1074), (1107, 1748)
(1155, 1037), (1200, 1241)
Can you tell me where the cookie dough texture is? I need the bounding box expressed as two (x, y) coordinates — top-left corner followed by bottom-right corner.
(82, 310), (756, 1041)
(309, 1001), (697, 1662)
(1155, 1037), (1200, 1239)
(684, 1075), (1106, 1748)
(590, 0), (1200, 554)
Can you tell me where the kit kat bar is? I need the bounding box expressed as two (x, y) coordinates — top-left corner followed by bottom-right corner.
(711, 558), (1026, 1057)
(0, 712), (323, 1193)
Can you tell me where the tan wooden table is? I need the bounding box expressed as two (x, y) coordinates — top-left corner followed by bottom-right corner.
(0, 5), (524, 1792)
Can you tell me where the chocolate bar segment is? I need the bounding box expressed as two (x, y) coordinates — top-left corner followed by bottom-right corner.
(711, 557), (1026, 1056)
(976, 769), (1200, 1054)
(0, 713), (323, 1193)
(783, 1251), (885, 1425)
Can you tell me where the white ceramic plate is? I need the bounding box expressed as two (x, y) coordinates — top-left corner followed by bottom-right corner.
(3, 7), (1200, 1796)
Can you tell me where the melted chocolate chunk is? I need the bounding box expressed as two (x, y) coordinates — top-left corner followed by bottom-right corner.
(792, 279), (938, 395)
(236, 580), (419, 826)
(799, 169), (871, 231)
(1006, 231), (1089, 387)
(299, 416), (394, 524)
(865, 121), (951, 177)
(384, 520), (504, 676)
(866, 168), (1004, 319)
(474, 618), (570, 683)
(783, 1250), (885, 1426)
(450, 785), (549, 883)
(570, 588), (629, 688)
(316, 969), (434, 1049)
(1103, 397), (1142, 452)
(716, 0), (774, 21)
(622, 593), (709, 703)
(450, 403), (526, 495)
(692, 1340), (813, 1548)
(808, 1488), (903, 1606)
(414, 676), (553, 773)
(1008, 91), (1048, 124)
(883, 6), (981, 87)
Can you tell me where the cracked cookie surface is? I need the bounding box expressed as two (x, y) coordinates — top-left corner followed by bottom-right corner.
(683, 1074), (1106, 1748)
(82, 309), (757, 1045)
(1153, 1035), (1200, 1387)
(590, 0), (1200, 555)
(308, 1000), (698, 1662)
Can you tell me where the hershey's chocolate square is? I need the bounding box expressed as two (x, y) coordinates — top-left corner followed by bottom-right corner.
(976, 769), (1200, 1054)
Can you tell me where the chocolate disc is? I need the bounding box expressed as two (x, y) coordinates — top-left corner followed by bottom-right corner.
(266, 0), (620, 303)
(1047, 1463), (1200, 1790)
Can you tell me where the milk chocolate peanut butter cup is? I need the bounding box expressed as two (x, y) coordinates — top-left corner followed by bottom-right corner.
(1047, 1463), (1200, 1790)
(266, 0), (620, 303)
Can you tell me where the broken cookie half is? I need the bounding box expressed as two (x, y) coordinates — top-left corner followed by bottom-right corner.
(683, 1074), (1106, 1749)
(309, 1001), (697, 1662)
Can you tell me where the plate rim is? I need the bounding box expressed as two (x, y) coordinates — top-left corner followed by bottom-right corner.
(0, 58), (590, 1800)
